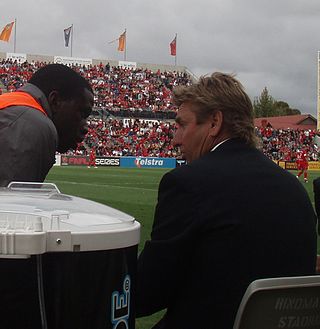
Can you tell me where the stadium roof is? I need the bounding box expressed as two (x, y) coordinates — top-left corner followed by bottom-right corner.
(254, 114), (316, 130)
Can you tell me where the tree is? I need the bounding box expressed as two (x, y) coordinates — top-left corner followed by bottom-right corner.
(253, 87), (275, 118)
(253, 88), (301, 118)
(273, 101), (290, 116)
(290, 108), (301, 115)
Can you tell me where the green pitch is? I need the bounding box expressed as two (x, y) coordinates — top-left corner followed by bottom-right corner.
(46, 166), (320, 329)
(47, 166), (169, 251)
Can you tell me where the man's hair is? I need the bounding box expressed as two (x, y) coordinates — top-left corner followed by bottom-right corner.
(172, 72), (256, 146)
(29, 63), (93, 100)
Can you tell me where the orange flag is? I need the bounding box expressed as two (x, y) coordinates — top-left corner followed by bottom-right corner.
(118, 31), (126, 51)
(0, 22), (14, 42)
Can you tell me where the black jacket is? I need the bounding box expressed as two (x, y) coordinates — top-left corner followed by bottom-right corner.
(137, 138), (317, 329)
(312, 177), (320, 235)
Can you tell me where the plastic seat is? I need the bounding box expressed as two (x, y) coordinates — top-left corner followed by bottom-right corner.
(233, 276), (320, 329)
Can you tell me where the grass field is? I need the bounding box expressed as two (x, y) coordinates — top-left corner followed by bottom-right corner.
(47, 166), (169, 251)
(46, 166), (320, 329)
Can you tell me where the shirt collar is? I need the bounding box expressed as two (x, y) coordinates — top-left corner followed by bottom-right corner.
(19, 83), (52, 119)
(210, 138), (230, 152)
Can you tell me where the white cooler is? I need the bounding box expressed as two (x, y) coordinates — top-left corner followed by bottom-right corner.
(0, 182), (140, 329)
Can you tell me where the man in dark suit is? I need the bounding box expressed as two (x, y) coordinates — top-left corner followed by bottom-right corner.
(312, 177), (320, 273)
(136, 72), (317, 329)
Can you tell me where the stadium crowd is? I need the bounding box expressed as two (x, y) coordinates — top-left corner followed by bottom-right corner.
(75, 118), (179, 158)
(0, 58), (191, 119)
(0, 58), (318, 161)
(70, 117), (319, 161)
(256, 126), (318, 161)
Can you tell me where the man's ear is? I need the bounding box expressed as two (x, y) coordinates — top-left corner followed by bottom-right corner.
(209, 110), (223, 137)
(48, 91), (60, 113)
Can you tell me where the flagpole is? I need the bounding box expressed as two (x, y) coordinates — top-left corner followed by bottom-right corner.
(317, 51), (320, 131)
(70, 24), (73, 57)
(175, 33), (177, 66)
(14, 18), (17, 53)
(124, 28), (127, 61)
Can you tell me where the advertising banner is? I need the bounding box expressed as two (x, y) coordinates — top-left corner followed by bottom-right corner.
(118, 61), (137, 69)
(95, 157), (120, 167)
(285, 161), (298, 170)
(54, 56), (92, 66)
(61, 155), (121, 167)
(61, 155), (88, 166)
(279, 161), (320, 171)
(120, 157), (176, 169)
(307, 161), (320, 171)
(277, 161), (286, 169)
(6, 52), (27, 63)
(176, 159), (187, 167)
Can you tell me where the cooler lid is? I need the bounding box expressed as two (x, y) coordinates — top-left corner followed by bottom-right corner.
(0, 182), (140, 258)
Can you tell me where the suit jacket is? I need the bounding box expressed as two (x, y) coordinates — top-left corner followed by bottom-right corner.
(312, 177), (320, 235)
(136, 138), (317, 329)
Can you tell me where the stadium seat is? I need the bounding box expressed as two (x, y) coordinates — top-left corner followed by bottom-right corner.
(233, 275), (320, 329)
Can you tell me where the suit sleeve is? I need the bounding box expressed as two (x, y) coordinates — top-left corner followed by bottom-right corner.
(313, 177), (320, 235)
(136, 172), (195, 317)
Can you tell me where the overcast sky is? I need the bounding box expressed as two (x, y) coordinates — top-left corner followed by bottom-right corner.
(0, 0), (319, 116)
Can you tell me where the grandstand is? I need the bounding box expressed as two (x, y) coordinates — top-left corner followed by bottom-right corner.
(0, 52), (193, 120)
(0, 52), (319, 163)
(256, 126), (318, 161)
(78, 118), (178, 158)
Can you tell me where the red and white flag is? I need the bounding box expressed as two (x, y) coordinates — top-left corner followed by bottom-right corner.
(170, 35), (176, 56)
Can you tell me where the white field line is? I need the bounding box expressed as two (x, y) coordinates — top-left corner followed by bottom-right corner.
(47, 180), (157, 192)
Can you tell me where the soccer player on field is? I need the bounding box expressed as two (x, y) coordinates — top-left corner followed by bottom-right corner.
(295, 149), (309, 183)
(88, 147), (97, 168)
